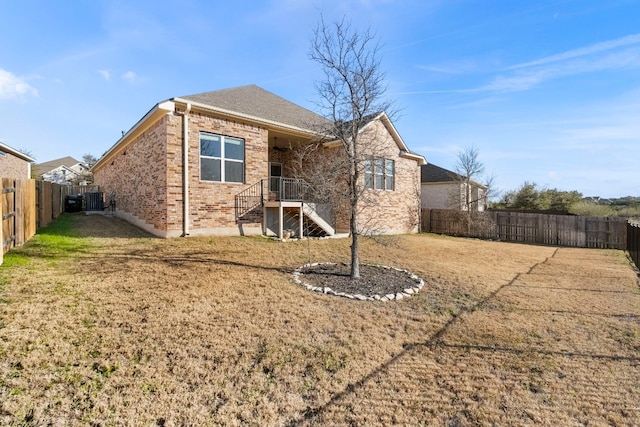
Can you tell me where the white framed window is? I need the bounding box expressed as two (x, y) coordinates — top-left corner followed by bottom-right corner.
(200, 132), (245, 183)
(364, 157), (394, 191)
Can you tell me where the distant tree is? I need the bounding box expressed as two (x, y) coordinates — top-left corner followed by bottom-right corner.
(82, 153), (98, 168)
(73, 153), (99, 184)
(569, 201), (615, 217)
(309, 15), (395, 279)
(497, 182), (582, 212)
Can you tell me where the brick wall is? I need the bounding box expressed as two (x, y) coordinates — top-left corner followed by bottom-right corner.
(93, 116), (171, 236)
(304, 120), (421, 235)
(180, 110), (267, 236)
(95, 108), (269, 237)
(0, 153), (30, 179)
(94, 109), (419, 237)
(355, 120), (421, 234)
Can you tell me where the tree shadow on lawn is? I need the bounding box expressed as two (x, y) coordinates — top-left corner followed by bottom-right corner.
(285, 249), (640, 426)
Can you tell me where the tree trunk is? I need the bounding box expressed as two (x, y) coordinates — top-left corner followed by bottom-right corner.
(349, 152), (360, 279)
(350, 203), (360, 279)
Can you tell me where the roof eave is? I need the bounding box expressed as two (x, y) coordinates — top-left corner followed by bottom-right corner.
(93, 100), (175, 172)
(400, 151), (427, 165)
(0, 142), (35, 163)
(172, 97), (322, 139)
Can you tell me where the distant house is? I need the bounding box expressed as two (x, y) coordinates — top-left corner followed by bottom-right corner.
(0, 142), (35, 179)
(421, 163), (487, 211)
(33, 157), (90, 185)
(92, 85), (425, 238)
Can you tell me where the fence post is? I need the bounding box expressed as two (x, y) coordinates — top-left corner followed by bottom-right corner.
(0, 182), (3, 265)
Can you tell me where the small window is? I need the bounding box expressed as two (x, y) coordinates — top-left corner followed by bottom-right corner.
(200, 133), (245, 183)
(385, 159), (394, 191)
(364, 157), (394, 191)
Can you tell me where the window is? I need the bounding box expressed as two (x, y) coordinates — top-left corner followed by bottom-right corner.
(200, 132), (245, 183)
(364, 157), (394, 191)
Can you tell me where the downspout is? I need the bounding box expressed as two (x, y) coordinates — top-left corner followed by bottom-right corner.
(182, 103), (192, 236)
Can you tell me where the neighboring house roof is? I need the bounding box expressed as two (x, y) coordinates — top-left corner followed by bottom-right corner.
(33, 156), (86, 180)
(421, 163), (463, 183)
(34, 156), (80, 172)
(0, 141), (35, 163)
(421, 163), (486, 188)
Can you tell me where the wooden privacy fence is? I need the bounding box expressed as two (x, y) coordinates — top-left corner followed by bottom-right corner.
(1, 178), (37, 263)
(1, 179), (99, 264)
(629, 223), (640, 270)
(422, 209), (628, 250)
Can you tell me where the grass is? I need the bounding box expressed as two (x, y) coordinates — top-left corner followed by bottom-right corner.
(0, 213), (638, 426)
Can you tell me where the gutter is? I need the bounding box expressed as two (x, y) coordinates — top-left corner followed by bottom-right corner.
(181, 103), (192, 236)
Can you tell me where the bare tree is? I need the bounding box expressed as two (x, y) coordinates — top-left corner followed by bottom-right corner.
(450, 146), (495, 236)
(309, 16), (394, 279)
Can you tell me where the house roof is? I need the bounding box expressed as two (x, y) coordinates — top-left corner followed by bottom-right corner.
(94, 85), (426, 171)
(0, 141), (35, 162)
(421, 163), (462, 183)
(35, 156), (80, 170)
(33, 156), (81, 177)
(175, 85), (330, 131)
(421, 163), (487, 188)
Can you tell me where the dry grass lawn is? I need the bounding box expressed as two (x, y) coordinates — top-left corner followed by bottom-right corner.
(0, 213), (638, 426)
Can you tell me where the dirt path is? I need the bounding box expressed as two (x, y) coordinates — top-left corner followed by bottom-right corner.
(298, 248), (640, 426)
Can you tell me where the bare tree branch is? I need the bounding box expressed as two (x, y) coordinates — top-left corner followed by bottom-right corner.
(308, 15), (394, 279)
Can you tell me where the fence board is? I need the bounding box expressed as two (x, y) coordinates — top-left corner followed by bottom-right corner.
(2, 178), (16, 254)
(423, 208), (628, 250)
(628, 223), (639, 270)
(15, 179), (36, 246)
(1, 179), (86, 264)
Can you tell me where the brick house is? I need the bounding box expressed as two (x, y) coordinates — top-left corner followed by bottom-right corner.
(421, 163), (487, 211)
(92, 85), (425, 238)
(0, 142), (35, 179)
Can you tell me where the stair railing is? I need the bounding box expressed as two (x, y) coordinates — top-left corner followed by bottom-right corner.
(235, 180), (265, 219)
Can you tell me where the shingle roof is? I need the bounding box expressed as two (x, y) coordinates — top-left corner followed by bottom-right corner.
(33, 156), (81, 176)
(421, 163), (463, 183)
(177, 85), (330, 131)
(35, 156), (80, 170)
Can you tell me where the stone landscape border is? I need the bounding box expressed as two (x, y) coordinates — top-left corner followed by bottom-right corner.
(292, 262), (425, 302)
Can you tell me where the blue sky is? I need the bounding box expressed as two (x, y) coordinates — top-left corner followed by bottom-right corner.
(1, 0), (638, 198)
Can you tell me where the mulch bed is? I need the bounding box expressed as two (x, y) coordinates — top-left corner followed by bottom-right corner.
(297, 263), (421, 297)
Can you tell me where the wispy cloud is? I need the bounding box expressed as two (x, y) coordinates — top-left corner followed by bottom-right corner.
(0, 68), (38, 100)
(417, 60), (479, 75)
(483, 34), (640, 93)
(510, 33), (640, 70)
(98, 69), (111, 81)
(122, 71), (137, 83)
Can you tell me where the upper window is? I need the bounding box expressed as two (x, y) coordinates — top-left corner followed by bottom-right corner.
(364, 157), (394, 191)
(200, 133), (245, 183)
